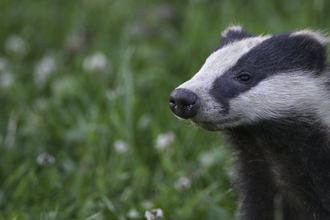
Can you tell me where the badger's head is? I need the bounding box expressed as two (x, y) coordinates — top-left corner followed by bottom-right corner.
(169, 26), (330, 131)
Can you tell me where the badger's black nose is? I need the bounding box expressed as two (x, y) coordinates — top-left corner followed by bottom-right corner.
(169, 88), (200, 119)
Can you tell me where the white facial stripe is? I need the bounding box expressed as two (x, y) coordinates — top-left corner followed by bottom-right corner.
(230, 72), (328, 124)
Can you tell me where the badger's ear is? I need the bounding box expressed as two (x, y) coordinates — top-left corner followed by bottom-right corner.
(215, 26), (255, 51)
(221, 25), (251, 40)
(290, 30), (329, 47)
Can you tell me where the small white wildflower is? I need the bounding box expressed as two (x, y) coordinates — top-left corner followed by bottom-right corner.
(155, 131), (175, 151)
(83, 52), (111, 74)
(198, 148), (225, 168)
(34, 56), (57, 86)
(33, 98), (49, 112)
(141, 200), (154, 210)
(5, 35), (27, 55)
(114, 140), (128, 153)
(0, 72), (15, 89)
(127, 208), (140, 219)
(51, 76), (79, 100)
(36, 152), (55, 166)
(137, 114), (152, 131)
(105, 88), (123, 100)
(3, 111), (19, 149)
(119, 172), (130, 181)
(127, 22), (150, 39)
(198, 151), (218, 168)
(174, 176), (191, 191)
(145, 208), (163, 220)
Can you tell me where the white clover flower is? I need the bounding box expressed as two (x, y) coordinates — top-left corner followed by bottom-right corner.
(34, 56), (57, 86)
(145, 208), (163, 220)
(105, 87), (123, 101)
(83, 52), (111, 74)
(127, 208), (140, 219)
(0, 72), (15, 89)
(198, 151), (218, 168)
(114, 140), (129, 153)
(198, 148), (224, 168)
(155, 131), (175, 151)
(37, 152), (56, 166)
(105, 89), (117, 100)
(141, 200), (154, 210)
(174, 176), (191, 191)
(137, 114), (152, 131)
(51, 76), (79, 100)
(5, 35), (28, 55)
(198, 153), (215, 168)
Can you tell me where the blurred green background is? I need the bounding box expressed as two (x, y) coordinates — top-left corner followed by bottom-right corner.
(1, 0), (330, 219)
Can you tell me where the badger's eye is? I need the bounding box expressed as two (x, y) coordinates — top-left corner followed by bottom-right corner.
(235, 72), (252, 84)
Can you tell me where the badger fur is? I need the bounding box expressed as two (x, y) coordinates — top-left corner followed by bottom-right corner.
(169, 26), (330, 219)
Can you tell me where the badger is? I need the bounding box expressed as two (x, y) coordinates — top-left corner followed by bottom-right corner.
(169, 26), (330, 219)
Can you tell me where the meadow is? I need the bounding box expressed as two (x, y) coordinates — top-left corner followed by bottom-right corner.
(1, 0), (330, 219)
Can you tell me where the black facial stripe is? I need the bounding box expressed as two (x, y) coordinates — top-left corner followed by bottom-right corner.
(235, 33), (327, 74)
(210, 33), (327, 114)
(210, 69), (265, 114)
(214, 30), (255, 52)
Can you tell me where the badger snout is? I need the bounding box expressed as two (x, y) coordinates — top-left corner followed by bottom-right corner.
(169, 88), (201, 119)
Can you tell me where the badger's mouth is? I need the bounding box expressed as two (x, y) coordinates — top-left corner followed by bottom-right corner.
(190, 116), (242, 131)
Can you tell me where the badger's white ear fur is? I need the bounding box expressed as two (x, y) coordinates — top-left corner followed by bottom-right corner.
(291, 30), (330, 46)
(221, 25), (243, 38)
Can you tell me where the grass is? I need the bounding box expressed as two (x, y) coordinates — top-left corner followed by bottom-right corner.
(1, 0), (330, 219)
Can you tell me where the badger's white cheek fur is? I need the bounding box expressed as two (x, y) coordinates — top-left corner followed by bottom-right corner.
(229, 73), (325, 124)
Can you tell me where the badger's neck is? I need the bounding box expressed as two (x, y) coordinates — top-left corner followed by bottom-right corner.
(224, 116), (330, 156)
(223, 116), (330, 215)
(223, 115), (330, 195)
